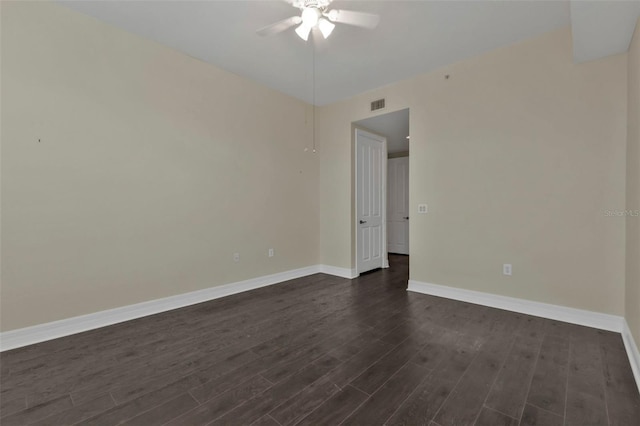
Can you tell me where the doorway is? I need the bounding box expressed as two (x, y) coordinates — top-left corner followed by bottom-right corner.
(387, 156), (409, 254)
(354, 108), (410, 274)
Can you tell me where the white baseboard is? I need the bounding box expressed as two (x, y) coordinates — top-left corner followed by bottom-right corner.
(0, 264), (361, 352)
(319, 265), (358, 279)
(407, 280), (624, 332)
(9, 268), (633, 392)
(407, 280), (640, 392)
(622, 320), (640, 394)
(0, 265), (335, 352)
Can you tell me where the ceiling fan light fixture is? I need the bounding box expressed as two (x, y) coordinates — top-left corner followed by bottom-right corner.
(301, 7), (319, 27)
(295, 23), (312, 41)
(256, 2), (379, 41)
(318, 18), (335, 39)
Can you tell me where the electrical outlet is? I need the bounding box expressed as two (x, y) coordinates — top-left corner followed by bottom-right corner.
(418, 204), (428, 214)
(233, 253), (240, 262)
(503, 264), (512, 276)
(268, 248), (274, 257)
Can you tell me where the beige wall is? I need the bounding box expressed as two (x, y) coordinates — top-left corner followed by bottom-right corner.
(627, 19), (640, 344)
(0, 2), (319, 331)
(0, 2), (632, 332)
(318, 28), (627, 315)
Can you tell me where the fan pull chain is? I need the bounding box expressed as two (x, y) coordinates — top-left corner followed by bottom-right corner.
(312, 36), (316, 153)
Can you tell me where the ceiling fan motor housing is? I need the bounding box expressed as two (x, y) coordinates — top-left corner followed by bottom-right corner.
(293, 0), (331, 11)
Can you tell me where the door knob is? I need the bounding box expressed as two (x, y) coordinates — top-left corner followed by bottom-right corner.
(359, 220), (367, 224)
(404, 217), (409, 220)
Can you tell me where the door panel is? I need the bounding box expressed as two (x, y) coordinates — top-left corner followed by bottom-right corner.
(362, 227), (371, 261)
(372, 224), (382, 258)
(356, 129), (386, 274)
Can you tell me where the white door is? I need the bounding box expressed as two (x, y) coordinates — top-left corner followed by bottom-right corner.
(387, 157), (409, 255)
(356, 129), (387, 274)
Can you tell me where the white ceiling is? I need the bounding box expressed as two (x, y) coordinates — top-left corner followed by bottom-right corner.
(571, 0), (640, 63)
(58, 0), (639, 106)
(356, 108), (409, 154)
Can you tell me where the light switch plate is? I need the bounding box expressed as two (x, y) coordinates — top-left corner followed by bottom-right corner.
(418, 204), (428, 214)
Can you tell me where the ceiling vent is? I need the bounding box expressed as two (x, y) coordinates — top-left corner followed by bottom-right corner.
(370, 98), (385, 111)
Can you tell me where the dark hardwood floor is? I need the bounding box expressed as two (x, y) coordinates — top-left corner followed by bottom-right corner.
(1, 255), (639, 425)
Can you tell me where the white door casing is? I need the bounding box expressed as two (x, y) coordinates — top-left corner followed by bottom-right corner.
(387, 157), (409, 255)
(356, 129), (387, 274)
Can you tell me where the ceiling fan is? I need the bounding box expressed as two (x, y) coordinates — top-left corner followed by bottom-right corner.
(256, 0), (380, 41)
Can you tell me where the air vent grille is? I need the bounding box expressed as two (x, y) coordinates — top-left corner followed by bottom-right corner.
(370, 98), (385, 111)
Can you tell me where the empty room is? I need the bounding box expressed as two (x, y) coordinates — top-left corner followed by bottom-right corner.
(1, 0), (640, 425)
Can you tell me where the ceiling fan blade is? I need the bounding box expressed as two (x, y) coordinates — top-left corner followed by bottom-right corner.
(325, 9), (380, 29)
(256, 16), (302, 36)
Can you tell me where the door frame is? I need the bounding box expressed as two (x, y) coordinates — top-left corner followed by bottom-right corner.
(355, 127), (389, 275)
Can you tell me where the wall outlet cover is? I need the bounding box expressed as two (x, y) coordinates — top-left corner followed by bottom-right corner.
(503, 264), (512, 276)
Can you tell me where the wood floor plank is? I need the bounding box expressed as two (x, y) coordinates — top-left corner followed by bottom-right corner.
(110, 347), (259, 404)
(565, 337), (608, 426)
(431, 334), (513, 426)
(0, 395), (73, 426)
(324, 330), (381, 362)
(251, 415), (282, 426)
(294, 385), (368, 426)
(567, 338), (606, 399)
(323, 339), (395, 390)
(473, 407), (518, 426)
(165, 375), (272, 426)
(525, 334), (570, 417)
(564, 391), (609, 426)
(259, 327), (361, 384)
(484, 335), (541, 419)
(348, 335), (426, 395)
(267, 375), (340, 426)
(79, 375), (211, 426)
(519, 404), (563, 426)
(0, 395), (27, 419)
(385, 335), (479, 426)
(32, 394), (115, 426)
(208, 357), (341, 426)
(341, 361), (430, 425)
(598, 332), (640, 426)
(119, 393), (198, 426)
(188, 333), (343, 405)
(514, 316), (548, 343)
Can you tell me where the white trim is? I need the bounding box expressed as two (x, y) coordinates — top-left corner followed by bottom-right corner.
(407, 280), (624, 332)
(1, 272), (635, 393)
(408, 280), (640, 392)
(319, 265), (358, 279)
(407, 280), (640, 391)
(0, 264), (361, 352)
(622, 320), (640, 394)
(1, 265), (336, 352)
